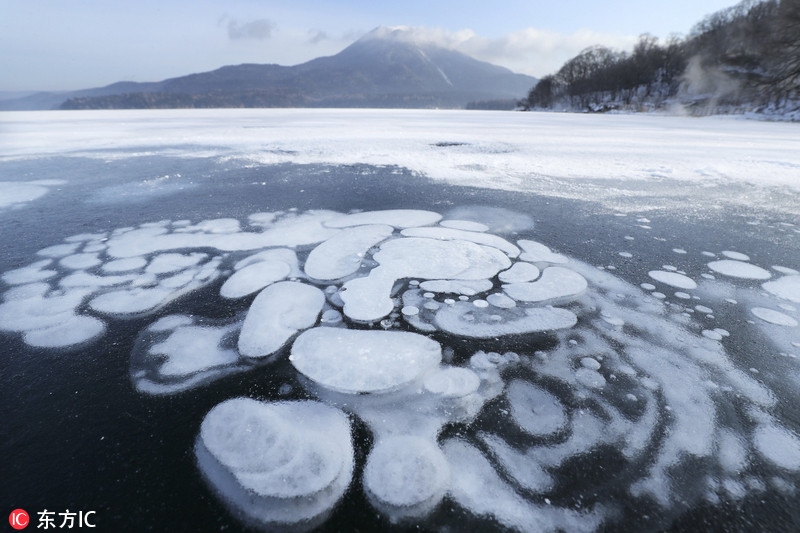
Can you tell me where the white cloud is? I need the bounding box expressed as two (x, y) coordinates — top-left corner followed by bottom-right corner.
(369, 26), (639, 77)
(227, 18), (276, 41)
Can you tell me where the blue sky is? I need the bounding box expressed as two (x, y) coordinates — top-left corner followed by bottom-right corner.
(0, 0), (740, 91)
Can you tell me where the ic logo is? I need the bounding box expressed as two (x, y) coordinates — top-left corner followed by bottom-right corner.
(9, 509), (29, 530)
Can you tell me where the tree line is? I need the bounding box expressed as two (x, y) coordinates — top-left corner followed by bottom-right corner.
(522, 0), (800, 114)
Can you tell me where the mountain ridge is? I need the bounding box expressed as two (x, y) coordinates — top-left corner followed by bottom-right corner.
(2, 27), (536, 110)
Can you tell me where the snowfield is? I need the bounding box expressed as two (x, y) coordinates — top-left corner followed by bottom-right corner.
(2, 109), (800, 212)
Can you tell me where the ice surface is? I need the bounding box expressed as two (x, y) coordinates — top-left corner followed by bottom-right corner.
(0, 180), (65, 209)
(196, 398), (353, 528)
(290, 328), (441, 393)
(648, 270), (697, 289)
(707, 260), (772, 280)
(238, 282), (325, 358)
(304, 224), (393, 281)
(3, 199), (799, 530)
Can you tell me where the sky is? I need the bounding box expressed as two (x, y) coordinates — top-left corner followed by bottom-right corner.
(0, 0), (741, 92)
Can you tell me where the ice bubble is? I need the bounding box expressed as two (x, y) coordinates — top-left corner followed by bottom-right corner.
(238, 282), (325, 358)
(707, 260), (771, 280)
(323, 209), (441, 229)
(648, 270), (697, 290)
(508, 380), (567, 437)
(695, 305), (713, 314)
(424, 367), (481, 397)
(751, 307), (798, 327)
(575, 368), (606, 389)
(36, 243), (80, 258)
(762, 275), (800, 303)
(320, 309), (343, 324)
(773, 266), (799, 275)
(150, 325), (239, 378)
(442, 439), (603, 533)
(443, 206), (534, 233)
(340, 237), (510, 322)
(722, 251), (750, 261)
(401, 226), (520, 258)
(220, 261), (290, 299)
(581, 357), (601, 370)
(146, 252), (207, 275)
(148, 314), (194, 332)
(619, 252), (633, 258)
(102, 257), (147, 273)
(363, 436), (449, 517)
(23, 315), (105, 349)
(517, 240), (569, 264)
(480, 433), (554, 493)
(487, 293), (516, 308)
(640, 283), (656, 291)
(176, 218), (240, 234)
(502, 266), (587, 303)
(418, 279), (493, 295)
(473, 300), (489, 308)
(702, 330), (724, 341)
(0, 288), (90, 334)
(439, 219), (489, 232)
(675, 292), (691, 300)
(499, 262), (541, 283)
(753, 424), (800, 471)
(233, 248), (302, 278)
(433, 302), (577, 338)
(304, 225), (393, 281)
(290, 328), (441, 393)
(401, 305), (420, 316)
(59, 253), (101, 270)
(196, 398), (353, 529)
(58, 271), (137, 289)
(673, 248), (687, 254)
(2, 260), (57, 285)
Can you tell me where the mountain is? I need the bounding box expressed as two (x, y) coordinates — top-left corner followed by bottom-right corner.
(1, 27), (536, 110)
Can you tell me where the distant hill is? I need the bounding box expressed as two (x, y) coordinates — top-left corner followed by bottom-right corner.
(521, 0), (799, 118)
(1, 27), (536, 111)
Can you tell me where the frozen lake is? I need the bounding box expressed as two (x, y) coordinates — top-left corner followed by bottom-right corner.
(2, 109), (799, 532)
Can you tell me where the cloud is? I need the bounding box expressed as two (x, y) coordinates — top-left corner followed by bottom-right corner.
(369, 26), (638, 77)
(227, 19), (276, 41)
(306, 30), (329, 45)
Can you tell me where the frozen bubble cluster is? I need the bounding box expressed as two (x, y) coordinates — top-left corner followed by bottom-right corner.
(2, 206), (800, 531)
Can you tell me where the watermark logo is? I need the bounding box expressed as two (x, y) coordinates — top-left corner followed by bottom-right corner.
(9, 510), (29, 530)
